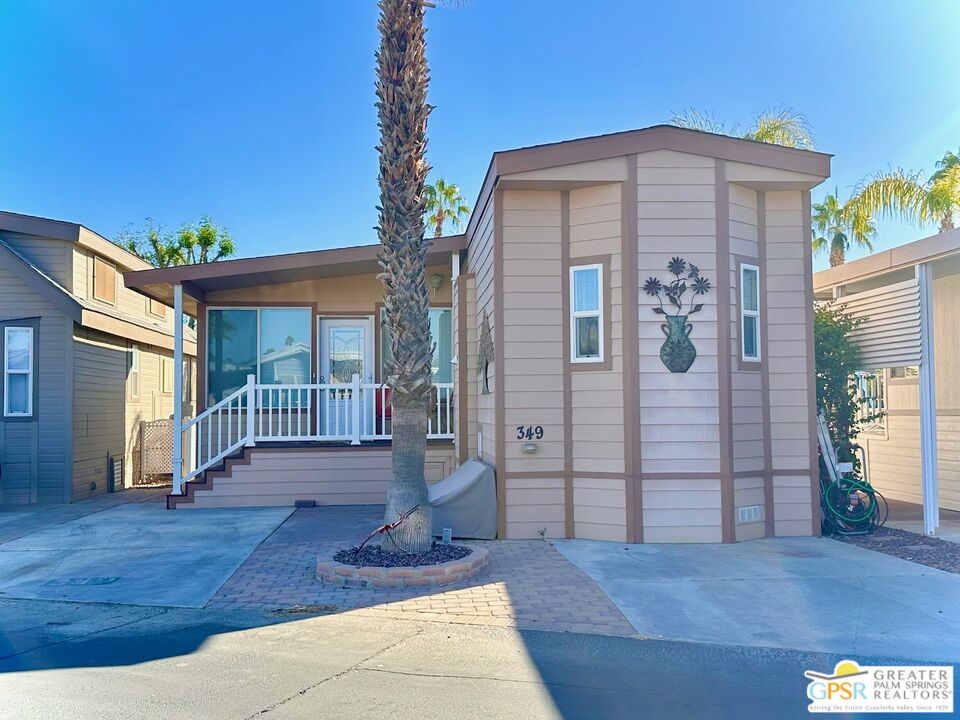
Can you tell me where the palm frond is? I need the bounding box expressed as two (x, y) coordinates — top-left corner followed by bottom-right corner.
(926, 164), (960, 229)
(932, 149), (960, 181)
(666, 108), (728, 135)
(850, 168), (927, 224)
(745, 107), (814, 150)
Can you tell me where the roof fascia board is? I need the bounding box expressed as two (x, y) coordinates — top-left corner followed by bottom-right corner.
(124, 234), (466, 292)
(465, 126), (831, 241)
(0, 211), (80, 242)
(814, 228), (960, 290)
(78, 227), (153, 271)
(496, 126), (831, 178)
(81, 309), (198, 356)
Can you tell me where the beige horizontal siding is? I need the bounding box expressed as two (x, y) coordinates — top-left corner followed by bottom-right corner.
(636, 151), (720, 477)
(504, 476), (565, 539)
(185, 445), (455, 508)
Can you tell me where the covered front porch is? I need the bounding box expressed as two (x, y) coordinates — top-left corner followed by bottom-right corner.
(124, 236), (467, 498)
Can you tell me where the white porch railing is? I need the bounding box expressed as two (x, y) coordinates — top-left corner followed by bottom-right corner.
(175, 374), (454, 492)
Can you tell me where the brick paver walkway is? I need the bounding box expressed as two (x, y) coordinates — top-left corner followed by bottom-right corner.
(208, 506), (634, 637)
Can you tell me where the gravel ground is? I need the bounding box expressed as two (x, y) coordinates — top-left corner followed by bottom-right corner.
(333, 543), (472, 567)
(833, 526), (960, 573)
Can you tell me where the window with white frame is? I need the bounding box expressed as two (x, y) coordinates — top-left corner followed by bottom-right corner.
(129, 344), (140, 399)
(4, 327), (34, 417)
(740, 263), (760, 362)
(570, 264), (603, 362)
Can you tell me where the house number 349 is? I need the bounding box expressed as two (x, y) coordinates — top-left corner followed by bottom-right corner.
(516, 425), (544, 440)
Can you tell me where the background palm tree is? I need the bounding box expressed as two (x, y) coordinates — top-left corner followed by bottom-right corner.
(812, 190), (876, 267)
(854, 149), (960, 233)
(374, 0), (434, 553)
(424, 178), (470, 237)
(668, 106), (814, 150)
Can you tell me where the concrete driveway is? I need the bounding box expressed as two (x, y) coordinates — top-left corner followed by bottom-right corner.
(0, 499), (291, 608)
(553, 536), (960, 662)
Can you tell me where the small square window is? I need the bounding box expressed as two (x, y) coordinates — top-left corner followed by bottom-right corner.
(148, 298), (167, 318)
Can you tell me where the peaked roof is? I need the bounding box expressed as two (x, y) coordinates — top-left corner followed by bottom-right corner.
(0, 236), (197, 353)
(467, 124), (832, 237)
(0, 210), (153, 272)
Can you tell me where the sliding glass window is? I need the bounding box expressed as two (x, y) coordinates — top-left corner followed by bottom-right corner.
(206, 308), (311, 405)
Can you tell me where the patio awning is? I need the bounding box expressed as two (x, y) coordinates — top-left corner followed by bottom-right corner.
(123, 234), (467, 316)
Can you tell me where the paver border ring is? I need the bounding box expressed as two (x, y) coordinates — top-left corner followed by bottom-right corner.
(316, 546), (489, 589)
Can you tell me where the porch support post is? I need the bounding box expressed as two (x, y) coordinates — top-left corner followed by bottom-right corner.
(917, 263), (939, 535)
(172, 283), (184, 495)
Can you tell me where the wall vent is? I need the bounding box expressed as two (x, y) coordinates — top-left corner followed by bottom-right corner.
(737, 505), (762, 525)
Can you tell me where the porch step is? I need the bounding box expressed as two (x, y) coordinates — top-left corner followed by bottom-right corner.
(166, 443), (456, 509)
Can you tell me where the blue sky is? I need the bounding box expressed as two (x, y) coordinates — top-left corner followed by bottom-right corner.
(1, 1), (957, 271)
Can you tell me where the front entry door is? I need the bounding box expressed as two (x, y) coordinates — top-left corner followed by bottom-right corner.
(318, 317), (374, 437)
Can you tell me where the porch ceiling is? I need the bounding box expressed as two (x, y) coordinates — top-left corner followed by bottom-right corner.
(123, 234), (466, 316)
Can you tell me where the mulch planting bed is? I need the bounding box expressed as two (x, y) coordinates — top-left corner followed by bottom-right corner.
(334, 543), (472, 568)
(834, 526), (960, 574)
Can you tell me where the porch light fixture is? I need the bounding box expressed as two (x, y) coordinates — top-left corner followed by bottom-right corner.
(429, 273), (444, 298)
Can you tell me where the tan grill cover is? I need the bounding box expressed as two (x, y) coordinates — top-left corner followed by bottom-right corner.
(429, 459), (497, 540)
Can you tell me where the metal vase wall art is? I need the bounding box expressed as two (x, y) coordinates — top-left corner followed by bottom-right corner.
(643, 257), (712, 373)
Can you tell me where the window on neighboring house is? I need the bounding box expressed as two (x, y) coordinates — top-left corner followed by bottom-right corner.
(379, 307), (453, 383)
(148, 298), (167, 319)
(206, 307), (311, 404)
(740, 263), (761, 362)
(4, 327), (33, 417)
(182, 358), (193, 404)
(855, 370), (887, 436)
(570, 264), (603, 362)
(93, 256), (117, 305)
(129, 345), (140, 399)
(161, 357), (174, 394)
(890, 366), (919, 380)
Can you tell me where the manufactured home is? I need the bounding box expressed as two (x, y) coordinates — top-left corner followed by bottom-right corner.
(0, 211), (196, 504)
(814, 228), (960, 536)
(126, 125), (830, 543)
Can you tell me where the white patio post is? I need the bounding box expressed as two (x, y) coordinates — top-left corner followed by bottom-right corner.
(917, 263), (939, 535)
(172, 283), (184, 495)
(351, 373), (361, 445)
(245, 373), (256, 447)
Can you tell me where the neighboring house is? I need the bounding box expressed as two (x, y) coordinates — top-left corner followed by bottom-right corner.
(0, 211), (197, 505)
(813, 228), (960, 535)
(126, 125), (830, 543)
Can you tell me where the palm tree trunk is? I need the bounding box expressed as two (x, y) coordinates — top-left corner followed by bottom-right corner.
(829, 239), (845, 267)
(375, 0), (434, 553)
(940, 214), (955, 233)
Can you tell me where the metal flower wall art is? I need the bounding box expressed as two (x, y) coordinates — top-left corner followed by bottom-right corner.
(643, 257), (712, 373)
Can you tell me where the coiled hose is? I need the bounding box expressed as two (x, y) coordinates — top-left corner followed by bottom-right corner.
(820, 464), (889, 536)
